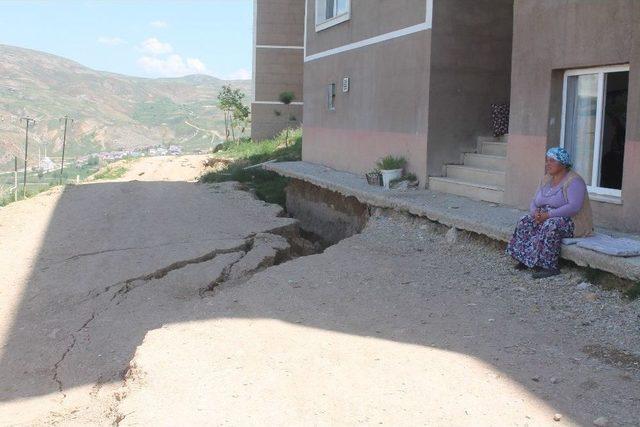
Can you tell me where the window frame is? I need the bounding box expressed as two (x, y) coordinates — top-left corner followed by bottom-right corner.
(315, 0), (351, 32)
(560, 64), (630, 199)
(327, 83), (336, 111)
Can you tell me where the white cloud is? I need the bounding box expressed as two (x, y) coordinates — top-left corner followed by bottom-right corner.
(227, 68), (252, 80)
(139, 37), (173, 55)
(137, 54), (208, 77)
(98, 36), (125, 46)
(150, 20), (168, 28)
(186, 58), (207, 73)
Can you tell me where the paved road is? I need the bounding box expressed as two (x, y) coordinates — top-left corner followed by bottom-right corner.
(0, 156), (297, 425)
(0, 156), (638, 426)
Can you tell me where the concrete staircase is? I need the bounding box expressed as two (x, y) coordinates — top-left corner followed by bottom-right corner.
(429, 136), (507, 203)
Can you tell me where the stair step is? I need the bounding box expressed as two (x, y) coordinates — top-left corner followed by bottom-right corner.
(463, 153), (506, 171)
(480, 141), (507, 157)
(429, 177), (504, 204)
(478, 135), (507, 144)
(445, 165), (506, 187)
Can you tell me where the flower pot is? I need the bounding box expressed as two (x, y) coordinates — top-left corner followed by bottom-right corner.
(380, 169), (402, 189)
(365, 172), (382, 186)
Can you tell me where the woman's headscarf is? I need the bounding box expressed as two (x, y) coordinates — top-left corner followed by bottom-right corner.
(546, 147), (572, 168)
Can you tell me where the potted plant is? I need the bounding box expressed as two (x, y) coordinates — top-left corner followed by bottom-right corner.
(365, 169), (382, 186)
(376, 156), (407, 189)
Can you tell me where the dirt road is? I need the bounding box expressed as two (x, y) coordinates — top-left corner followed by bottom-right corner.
(0, 156), (638, 426)
(117, 155), (208, 182)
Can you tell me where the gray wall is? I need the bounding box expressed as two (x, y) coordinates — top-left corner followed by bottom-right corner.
(256, 0), (305, 46)
(254, 48), (304, 102)
(303, 0), (431, 183)
(251, 104), (303, 142)
(306, 0), (427, 56)
(426, 0), (513, 175)
(252, 0), (305, 141)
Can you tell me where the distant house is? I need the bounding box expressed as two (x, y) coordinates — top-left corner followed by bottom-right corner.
(39, 156), (55, 173)
(258, 0), (640, 233)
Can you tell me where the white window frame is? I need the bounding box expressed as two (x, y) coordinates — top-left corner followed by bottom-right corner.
(560, 64), (630, 199)
(315, 0), (350, 32)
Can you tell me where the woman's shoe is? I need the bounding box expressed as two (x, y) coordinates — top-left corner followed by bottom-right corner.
(532, 268), (561, 279)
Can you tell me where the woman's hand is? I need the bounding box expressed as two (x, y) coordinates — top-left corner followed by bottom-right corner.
(534, 211), (550, 224)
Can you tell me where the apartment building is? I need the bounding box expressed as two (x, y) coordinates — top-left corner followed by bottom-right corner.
(302, 0), (513, 196)
(251, 0), (305, 141)
(256, 0), (640, 232)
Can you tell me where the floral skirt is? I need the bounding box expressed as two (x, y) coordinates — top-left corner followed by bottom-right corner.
(506, 214), (575, 269)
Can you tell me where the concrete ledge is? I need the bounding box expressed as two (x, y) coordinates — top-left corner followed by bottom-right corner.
(265, 161), (640, 282)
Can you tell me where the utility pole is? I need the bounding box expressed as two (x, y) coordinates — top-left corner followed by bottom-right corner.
(20, 117), (35, 198)
(14, 156), (18, 202)
(59, 115), (73, 184)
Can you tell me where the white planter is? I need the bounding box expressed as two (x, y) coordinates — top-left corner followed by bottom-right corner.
(381, 169), (403, 189)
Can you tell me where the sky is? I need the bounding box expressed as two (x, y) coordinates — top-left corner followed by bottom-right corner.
(0, 0), (253, 80)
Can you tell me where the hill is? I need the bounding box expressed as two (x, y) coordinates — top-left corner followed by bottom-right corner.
(0, 44), (252, 170)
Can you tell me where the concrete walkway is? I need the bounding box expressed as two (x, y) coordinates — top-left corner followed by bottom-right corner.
(266, 161), (640, 281)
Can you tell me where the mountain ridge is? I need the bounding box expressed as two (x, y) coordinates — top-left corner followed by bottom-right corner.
(0, 44), (252, 169)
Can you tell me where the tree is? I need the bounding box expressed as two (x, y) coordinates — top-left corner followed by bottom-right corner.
(217, 85), (248, 143)
(278, 91), (296, 147)
(232, 103), (251, 139)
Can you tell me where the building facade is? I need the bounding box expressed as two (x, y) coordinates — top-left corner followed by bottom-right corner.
(256, 0), (640, 233)
(302, 0), (513, 201)
(506, 0), (640, 232)
(251, 0), (305, 141)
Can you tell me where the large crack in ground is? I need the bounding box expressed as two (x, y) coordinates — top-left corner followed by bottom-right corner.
(198, 251), (247, 297)
(51, 238), (254, 401)
(52, 335), (76, 396)
(50, 227), (311, 410)
(81, 238), (255, 303)
(109, 239), (255, 304)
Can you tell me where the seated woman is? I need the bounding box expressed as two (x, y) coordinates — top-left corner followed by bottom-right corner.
(507, 147), (593, 279)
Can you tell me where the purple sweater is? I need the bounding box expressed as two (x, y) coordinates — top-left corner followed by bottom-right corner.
(529, 175), (587, 218)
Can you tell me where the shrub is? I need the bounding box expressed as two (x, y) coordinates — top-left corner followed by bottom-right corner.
(278, 91), (296, 105)
(376, 155), (407, 170)
(200, 129), (302, 206)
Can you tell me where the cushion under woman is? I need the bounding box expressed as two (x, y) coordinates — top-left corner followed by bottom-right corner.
(506, 147), (593, 279)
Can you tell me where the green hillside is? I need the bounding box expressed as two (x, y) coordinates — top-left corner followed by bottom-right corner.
(0, 44), (252, 170)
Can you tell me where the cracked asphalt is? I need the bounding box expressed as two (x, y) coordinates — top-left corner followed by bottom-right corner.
(1, 156), (639, 426)
(0, 156), (297, 425)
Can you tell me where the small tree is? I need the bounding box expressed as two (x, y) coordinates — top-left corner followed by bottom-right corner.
(278, 91), (296, 147)
(232, 103), (251, 140)
(217, 85), (247, 143)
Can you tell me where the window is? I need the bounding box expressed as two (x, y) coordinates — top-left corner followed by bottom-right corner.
(327, 83), (336, 111)
(561, 65), (629, 197)
(316, 0), (350, 31)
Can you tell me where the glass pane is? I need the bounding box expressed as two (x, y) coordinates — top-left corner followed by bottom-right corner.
(564, 74), (598, 185)
(337, 0), (349, 15)
(316, 0), (325, 22)
(326, 0), (334, 19)
(327, 84), (336, 110)
(599, 71), (628, 190)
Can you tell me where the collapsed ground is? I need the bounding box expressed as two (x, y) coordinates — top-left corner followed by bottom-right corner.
(0, 155), (638, 426)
